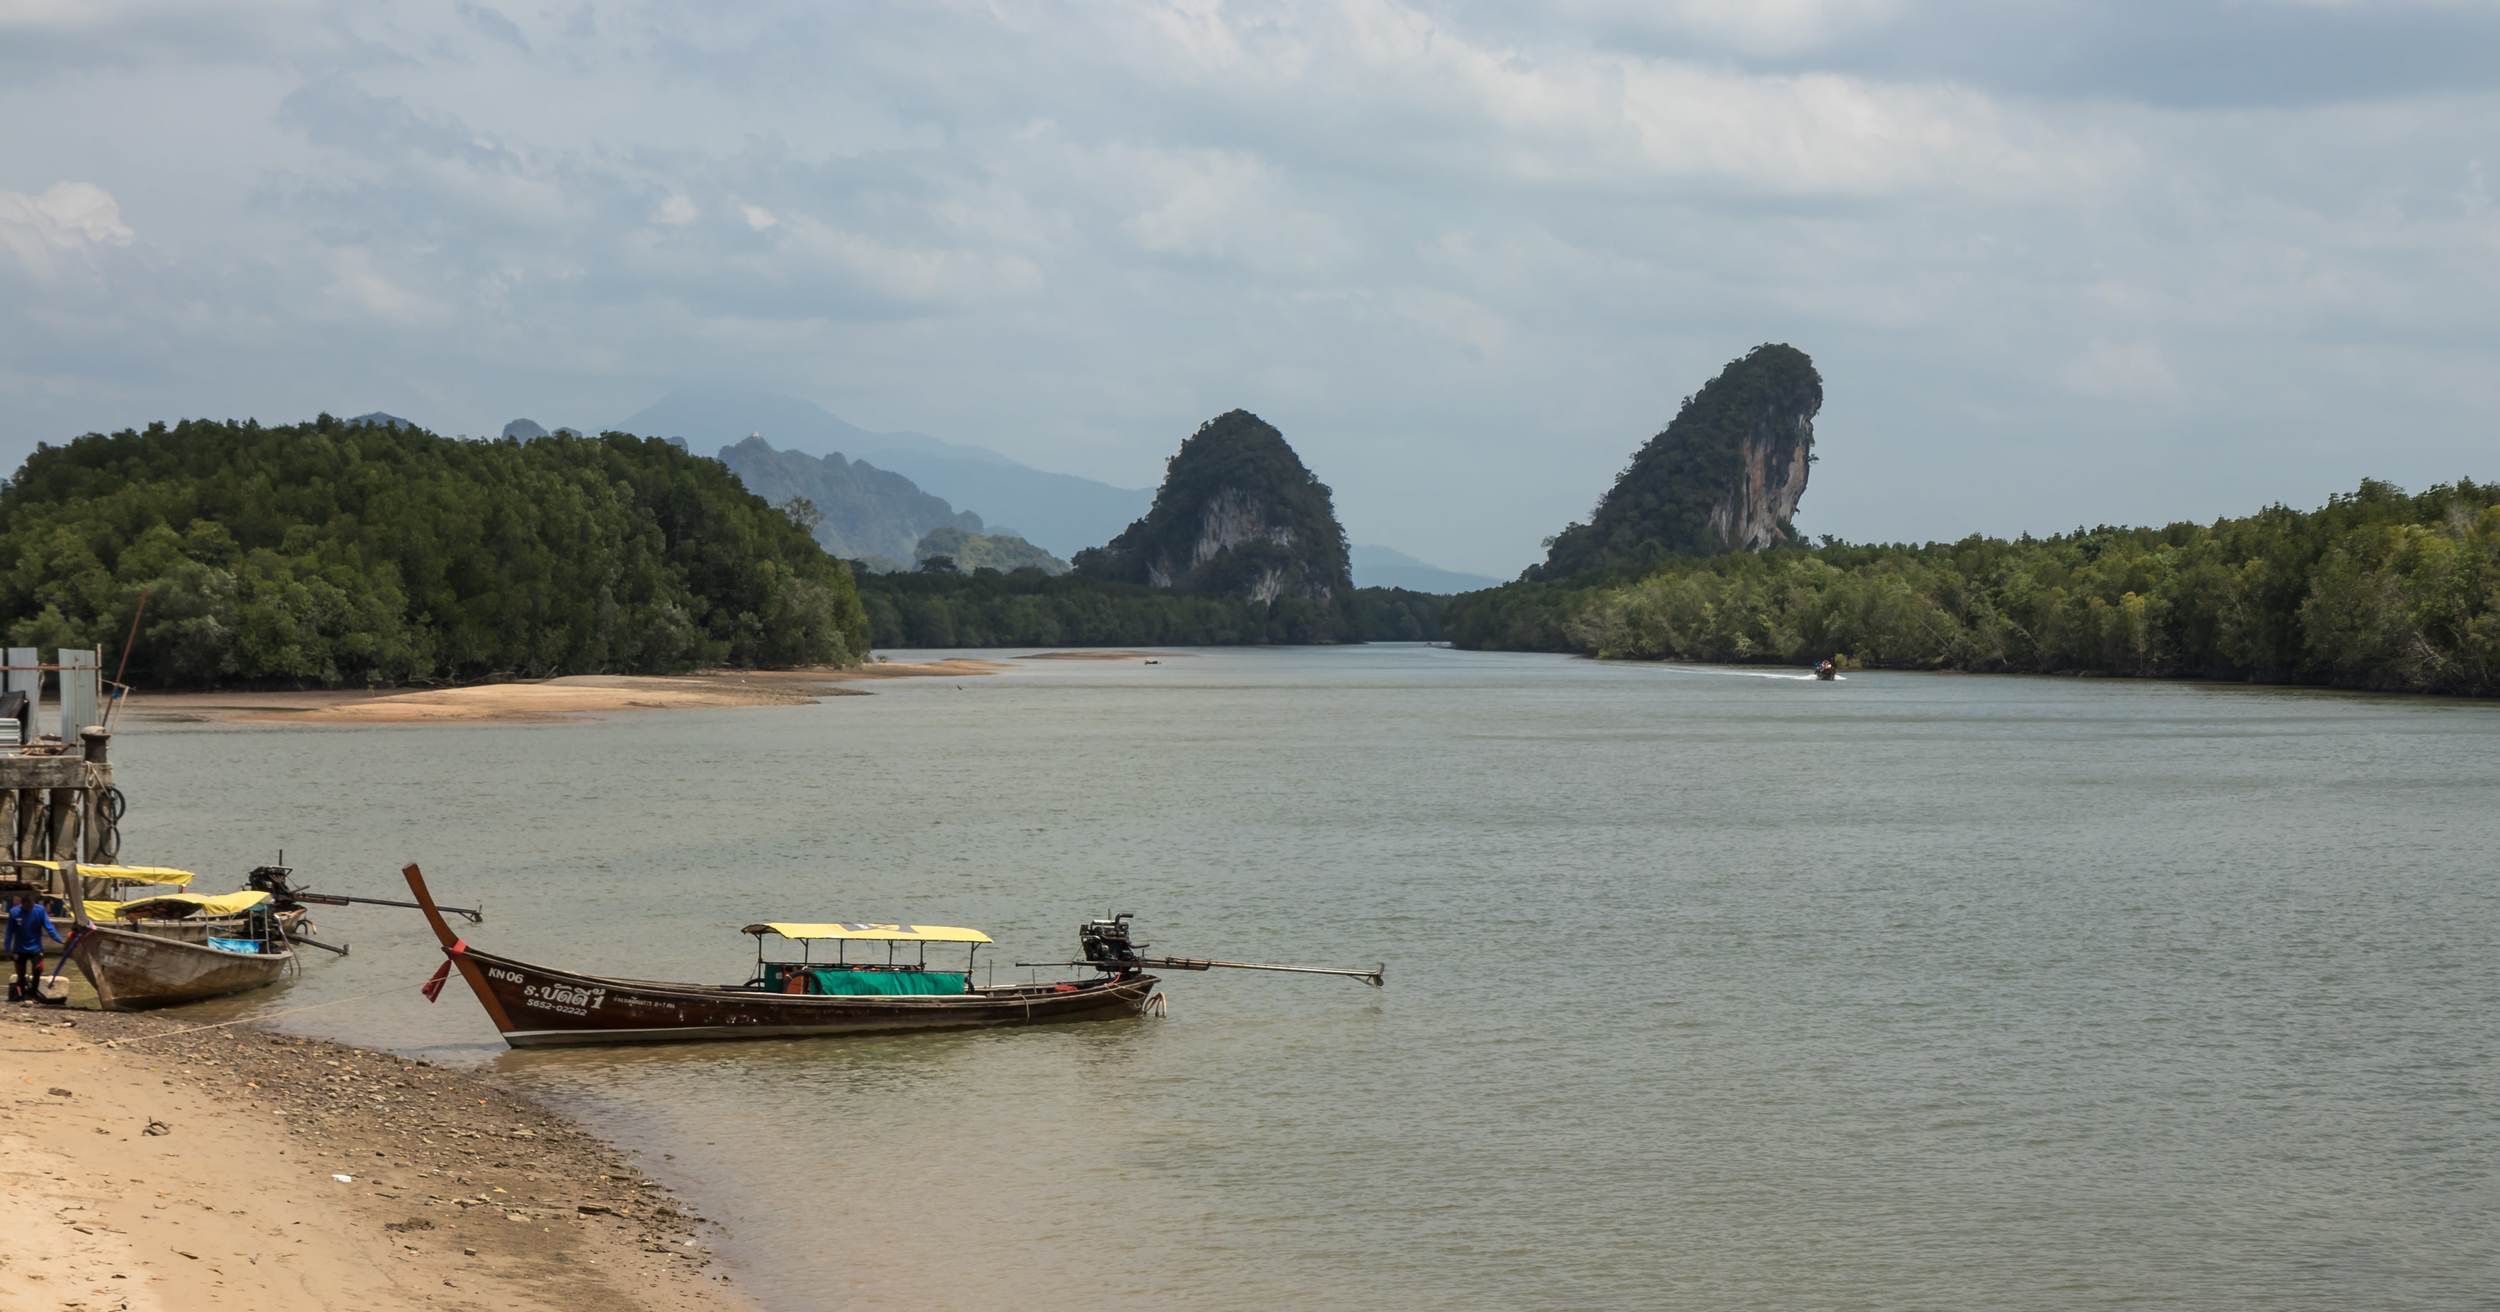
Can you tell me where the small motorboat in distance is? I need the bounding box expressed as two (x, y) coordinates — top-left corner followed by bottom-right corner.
(401, 863), (1381, 1049)
(1814, 658), (1839, 681)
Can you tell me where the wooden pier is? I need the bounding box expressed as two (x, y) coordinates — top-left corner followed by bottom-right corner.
(1, 647), (123, 880)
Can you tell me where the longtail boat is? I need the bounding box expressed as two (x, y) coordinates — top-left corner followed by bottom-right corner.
(403, 863), (1381, 1049)
(64, 922), (298, 1010)
(49, 891), (312, 959)
(6, 867), (316, 961)
(46, 860), (302, 1010)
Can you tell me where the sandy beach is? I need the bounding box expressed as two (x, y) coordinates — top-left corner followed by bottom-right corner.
(0, 1008), (753, 1312)
(119, 660), (1008, 726)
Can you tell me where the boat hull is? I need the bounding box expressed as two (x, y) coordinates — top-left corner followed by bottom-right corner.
(454, 947), (1160, 1048)
(67, 926), (295, 1011)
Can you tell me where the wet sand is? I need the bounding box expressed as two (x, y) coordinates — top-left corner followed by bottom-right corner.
(119, 661), (1007, 726)
(0, 1007), (752, 1312)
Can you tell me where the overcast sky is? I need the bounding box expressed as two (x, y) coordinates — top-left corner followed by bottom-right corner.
(4, 1), (2495, 575)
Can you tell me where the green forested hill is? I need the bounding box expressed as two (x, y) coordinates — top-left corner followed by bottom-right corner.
(1073, 410), (1355, 618)
(912, 526), (1070, 574)
(1534, 344), (1824, 580)
(1447, 479), (2500, 696)
(0, 416), (869, 687)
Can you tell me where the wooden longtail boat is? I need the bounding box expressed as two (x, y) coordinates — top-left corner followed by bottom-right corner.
(38, 893), (312, 961)
(404, 863), (1160, 1048)
(63, 923), (297, 1010)
(46, 860), (301, 1010)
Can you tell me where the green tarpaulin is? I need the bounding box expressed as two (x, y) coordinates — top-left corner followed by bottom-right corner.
(801, 968), (968, 996)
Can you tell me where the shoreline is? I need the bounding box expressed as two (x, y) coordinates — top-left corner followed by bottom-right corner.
(118, 660), (1009, 726)
(1, 1006), (755, 1312)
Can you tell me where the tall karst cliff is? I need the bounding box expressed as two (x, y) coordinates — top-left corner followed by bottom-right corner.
(1532, 344), (1823, 580)
(1073, 410), (1354, 612)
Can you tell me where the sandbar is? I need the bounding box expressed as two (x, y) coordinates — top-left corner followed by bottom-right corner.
(119, 661), (1007, 726)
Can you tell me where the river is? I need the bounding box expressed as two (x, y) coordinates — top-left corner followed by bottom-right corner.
(113, 645), (2500, 1309)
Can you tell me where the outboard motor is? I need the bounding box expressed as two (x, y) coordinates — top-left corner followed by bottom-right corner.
(1078, 913), (1143, 972)
(246, 864), (299, 909)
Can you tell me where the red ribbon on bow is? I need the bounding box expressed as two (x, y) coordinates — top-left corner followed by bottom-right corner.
(419, 938), (466, 1003)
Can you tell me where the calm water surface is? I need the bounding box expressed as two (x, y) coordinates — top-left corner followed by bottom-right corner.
(114, 647), (2500, 1309)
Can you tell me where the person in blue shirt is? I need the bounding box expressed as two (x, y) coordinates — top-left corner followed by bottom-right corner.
(8, 890), (65, 1000)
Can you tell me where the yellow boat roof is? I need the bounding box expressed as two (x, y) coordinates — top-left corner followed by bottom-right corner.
(101, 891), (272, 920)
(10, 860), (195, 888)
(743, 921), (993, 944)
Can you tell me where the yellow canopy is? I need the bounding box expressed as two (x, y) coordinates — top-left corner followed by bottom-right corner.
(743, 921), (992, 944)
(10, 860), (195, 888)
(98, 890), (272, 921)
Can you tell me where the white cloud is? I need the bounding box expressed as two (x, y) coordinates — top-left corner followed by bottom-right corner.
(2057, 340), (2182, 403)
(3, 1), (2499, 574)
(0, 181), (135, 279)
(1113, 148), (1351, 274)
(324, 245), (446, 327)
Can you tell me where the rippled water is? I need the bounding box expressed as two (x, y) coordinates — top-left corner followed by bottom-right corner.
(112, 647), (2500, 1309)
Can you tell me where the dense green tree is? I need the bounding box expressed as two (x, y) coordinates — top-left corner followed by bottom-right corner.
(853, 567), (1444, 648)
(0, 416), (868, 687)
(1447, 479), (2500, 697)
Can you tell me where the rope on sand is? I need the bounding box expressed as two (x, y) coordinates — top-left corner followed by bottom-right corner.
(97, 982), (418, 1047)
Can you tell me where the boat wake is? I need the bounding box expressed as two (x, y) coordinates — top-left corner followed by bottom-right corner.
(1657, 666), (1845, 682)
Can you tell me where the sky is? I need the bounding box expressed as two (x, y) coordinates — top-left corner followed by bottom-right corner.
(2, 0), (2495, 576)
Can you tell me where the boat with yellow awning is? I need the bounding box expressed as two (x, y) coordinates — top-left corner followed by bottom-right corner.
(403, 864), (1381, 1049)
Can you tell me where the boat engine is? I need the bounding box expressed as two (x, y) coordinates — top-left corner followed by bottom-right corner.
(246, 863), (300, 909)
(1078, 913), (1143, 972)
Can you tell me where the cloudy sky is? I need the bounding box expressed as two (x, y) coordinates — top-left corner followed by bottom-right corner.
(3, 0), (2495, 574)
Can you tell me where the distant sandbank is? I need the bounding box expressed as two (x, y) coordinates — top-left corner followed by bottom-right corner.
(121, 660), (1007, 726)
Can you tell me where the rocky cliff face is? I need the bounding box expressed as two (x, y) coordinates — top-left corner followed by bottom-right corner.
(1072, 410), (1352, 610)
(1532, 344), (1822, 580)
(1705, 409), (1815, 551)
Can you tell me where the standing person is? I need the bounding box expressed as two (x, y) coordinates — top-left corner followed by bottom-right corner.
(7, 890), (64, 1002)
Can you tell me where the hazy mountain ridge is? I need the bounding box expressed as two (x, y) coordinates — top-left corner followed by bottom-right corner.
(714, 435), (984, 563)
(1351, 544), (1501, 594)
(615, 389), (1149, 558)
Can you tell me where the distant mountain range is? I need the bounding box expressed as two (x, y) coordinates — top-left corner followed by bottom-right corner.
(431, 388), (1491, 594)
(614, 389), (1150, 558)
(1349, 545), (1501, 594)
(713, 435), (986, 564)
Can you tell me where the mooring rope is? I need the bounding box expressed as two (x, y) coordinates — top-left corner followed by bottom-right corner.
(96, 981), (418, 1047)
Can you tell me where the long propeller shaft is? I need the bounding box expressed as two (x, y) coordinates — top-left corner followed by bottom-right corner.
(1141, 956), (1384, 987)
(289, 890), (484, 923)
(1018, 956), (1386, 987)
